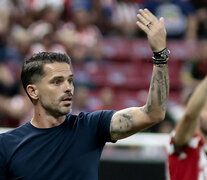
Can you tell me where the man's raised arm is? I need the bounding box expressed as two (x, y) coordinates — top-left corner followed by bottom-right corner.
(110, 9), (170, 141)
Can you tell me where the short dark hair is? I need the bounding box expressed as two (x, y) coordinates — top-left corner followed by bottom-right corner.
(21, 52), (72, 101)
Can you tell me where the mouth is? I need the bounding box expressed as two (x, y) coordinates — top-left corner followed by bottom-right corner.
(61, 96), (73, 105)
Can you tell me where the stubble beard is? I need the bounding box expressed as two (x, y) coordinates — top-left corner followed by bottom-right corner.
(40, 99), (72, 118)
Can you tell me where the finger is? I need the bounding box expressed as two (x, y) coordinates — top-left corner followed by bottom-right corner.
(137, 13), (150, 26)
(136, 21), (150, 34)
(138, 9), (151, 23)
(143, 8), (158, 22)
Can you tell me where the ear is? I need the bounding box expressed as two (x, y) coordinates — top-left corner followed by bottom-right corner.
(26, 84), (39, 100)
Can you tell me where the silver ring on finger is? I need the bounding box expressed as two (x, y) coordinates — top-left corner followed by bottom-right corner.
(146, 22), (152, 28)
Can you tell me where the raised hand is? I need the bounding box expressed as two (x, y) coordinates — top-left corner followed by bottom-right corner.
(136, 9), (167, 52)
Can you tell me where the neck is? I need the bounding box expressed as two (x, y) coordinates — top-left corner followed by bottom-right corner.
(31, 107), (66, 129)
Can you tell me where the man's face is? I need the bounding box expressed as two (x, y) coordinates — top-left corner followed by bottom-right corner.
(35, 62), (74, 117)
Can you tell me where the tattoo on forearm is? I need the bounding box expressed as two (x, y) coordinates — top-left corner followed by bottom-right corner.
(157, 70), (166, 106)
(142, 65), (169, 114)
(163, 71), (169, 111)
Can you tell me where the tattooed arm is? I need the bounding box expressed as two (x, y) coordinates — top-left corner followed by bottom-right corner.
(110, 9), (169, 141)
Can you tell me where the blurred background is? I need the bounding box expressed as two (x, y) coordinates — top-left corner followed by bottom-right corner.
(0, 0), (207, 179)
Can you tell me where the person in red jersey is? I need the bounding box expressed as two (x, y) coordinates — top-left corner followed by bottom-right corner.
(168, 76), (207, 180)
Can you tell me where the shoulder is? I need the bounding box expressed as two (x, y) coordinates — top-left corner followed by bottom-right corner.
(67, 110), (116, 127)
(84, 110), (116, 124)
(69, 110), (116, 120)
(0, 123), (30, 147)
(2, 123), (29, 135)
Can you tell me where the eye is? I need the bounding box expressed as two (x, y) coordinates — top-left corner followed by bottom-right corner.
(68, 79), (74, 84)
(54, 79), (62, 85)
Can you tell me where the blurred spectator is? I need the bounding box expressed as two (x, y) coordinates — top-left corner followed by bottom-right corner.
(27, 6), (66, 55)
(28, 23), (66, 55)
(145, 111), (176, 133)
(10, 25), (32, 57)
(181, 39), (207, 89)
(157, 120), (174, 133)
(144, 0), (197, 40)
(0, 63), (33, 127)
(94, 87), (118, 110)
(0, 64), (19, 97)
(24, 0), (65, 12)
(99, 0), (141, 36)
(0, 0), (11, 35)
(0, 88), (33, 127)
(190, 39), (207, 80)
(0, 0), (26, 64)
(191, 0), (207, 39)
(57, 0), (103, 63)
(72, 85), (92, 115)
(167, 76), (207, 180)
(112, 0), (140, 36)
(154, 114), (175, 133)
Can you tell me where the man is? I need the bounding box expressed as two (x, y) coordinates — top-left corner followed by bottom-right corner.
(168, 76), (207, 180)
(0, 9), (170, 180)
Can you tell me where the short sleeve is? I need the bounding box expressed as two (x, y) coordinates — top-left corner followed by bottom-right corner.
(0, 135), (7, 180)
(97, 110), (116, 142)
(84, 110), (116, 143)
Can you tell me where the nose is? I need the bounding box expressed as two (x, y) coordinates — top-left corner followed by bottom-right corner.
(64, 81), (73, 93)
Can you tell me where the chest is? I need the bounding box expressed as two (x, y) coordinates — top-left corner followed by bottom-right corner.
(6, 130), (103, 179)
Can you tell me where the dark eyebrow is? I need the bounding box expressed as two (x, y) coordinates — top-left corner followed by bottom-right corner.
(50, 74), (74, 81)
(54, 74), (73, 79)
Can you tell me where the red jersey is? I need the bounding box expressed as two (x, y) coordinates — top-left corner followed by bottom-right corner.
(167, 133), (207, 180)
